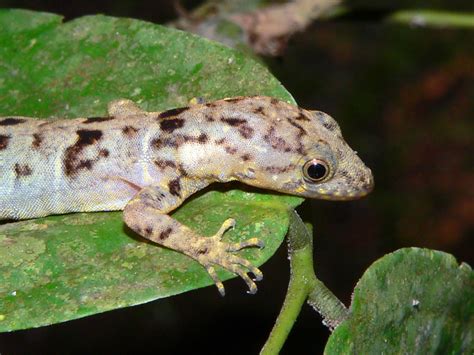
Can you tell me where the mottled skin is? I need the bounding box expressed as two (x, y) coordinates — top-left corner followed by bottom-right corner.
(0, 96), (373, 295)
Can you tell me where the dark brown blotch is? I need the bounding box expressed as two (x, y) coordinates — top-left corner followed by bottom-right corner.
(99, 149), (109, 158)
(180, 133), (209, 145)
(222, 117), (246, 127)
(32, 133), (43, 149)
(287, 118), (307, 137)
(221, 117), (254, 139)
(158, 107), (189, 119)
(152, 133), (208, 150)
(154, 159), (177, 170)
(239, 126), (254, 139)
(197, 133), (208, 143)
(205, 114), (215, 122)
(122, 125), (139, 136)
(159, 227), (173, 240)
(0, 118), (26, 126)
(270, 98), (279, 105)
(241, 153), (251, 161)
(252, 106), (265, 115)
(178, 164), (189, 177)
(160, 118), (185, 133)
(295, 112), (310, 121)
(84, 116), (115, 124)
(264, 127), (292, 153)
(323, 121), (337, 131)
(76, 129), (103, 145)
(14, 163), (32, 177)
(151, 137), (178, 149)
(168, 178), (181, 197)
(142, 190), (167, 205)
(64, 129), (103, 176)
(0, 134), (11, 150)
(224, 146), (237, 154)
(265, 164), (294, 174)
(296, 143), (306, 155)
(144, 226), (154, 236)
(197, 247), (209, 255)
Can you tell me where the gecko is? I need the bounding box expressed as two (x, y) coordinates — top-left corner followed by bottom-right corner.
(0, 96), (373, 295)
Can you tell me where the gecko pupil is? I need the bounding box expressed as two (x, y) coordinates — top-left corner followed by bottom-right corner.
(303, 159), (329, 182)
(307, 163), (326, 179)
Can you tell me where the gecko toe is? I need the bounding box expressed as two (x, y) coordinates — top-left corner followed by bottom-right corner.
(206, 265), (226, 296)
(227, 264), (258, 294)
(212, 218), (236, 241)
(228, 255), (263, 282)
(227, 237), (264, 252)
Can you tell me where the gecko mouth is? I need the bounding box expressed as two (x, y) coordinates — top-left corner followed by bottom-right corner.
(317, 185), (373, 200)
(320, 170), (374, 200)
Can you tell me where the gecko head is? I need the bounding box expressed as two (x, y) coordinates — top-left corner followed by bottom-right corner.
(237, 99), (374, 201)
(285, 110), (374, 200)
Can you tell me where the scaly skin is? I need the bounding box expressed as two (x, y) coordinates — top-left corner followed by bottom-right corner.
(0, 96), (373, 295)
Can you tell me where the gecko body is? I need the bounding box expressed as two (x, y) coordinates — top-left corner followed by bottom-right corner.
(0, 96), (373, 294)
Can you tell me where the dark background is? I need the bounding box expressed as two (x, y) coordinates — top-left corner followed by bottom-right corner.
(0, 0), (473, 354)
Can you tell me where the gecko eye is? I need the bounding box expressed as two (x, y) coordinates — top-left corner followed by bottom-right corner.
(303, 159), (330, 183)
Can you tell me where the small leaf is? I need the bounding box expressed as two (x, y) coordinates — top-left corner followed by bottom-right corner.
(325, 248), (474, 354)
(0, 9), (302, 331)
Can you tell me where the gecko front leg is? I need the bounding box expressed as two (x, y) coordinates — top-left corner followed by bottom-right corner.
(123, 183), (264, 296)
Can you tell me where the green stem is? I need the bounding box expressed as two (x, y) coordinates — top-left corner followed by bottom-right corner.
(325, 7), (474, 29)
(307, 278), (349, 330)
(260, 255), (313, 355)
(387, 10), (474, 28)
(261, 210), (348, 354)
(260, 215), (314, 354)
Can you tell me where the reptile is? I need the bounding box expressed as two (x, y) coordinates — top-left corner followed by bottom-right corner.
(0, 96), (373, 295)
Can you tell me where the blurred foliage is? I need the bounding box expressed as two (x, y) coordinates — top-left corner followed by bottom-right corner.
(384, 56), (473, 250)
(348, 0), (473, 11)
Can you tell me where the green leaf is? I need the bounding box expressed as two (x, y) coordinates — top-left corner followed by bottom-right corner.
(325, 248), (474, 354)
(0, 9), (302, 331)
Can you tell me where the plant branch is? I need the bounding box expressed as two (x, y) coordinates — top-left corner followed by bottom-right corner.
(172, 1), (473, 57)
(260, 210), (348, 354)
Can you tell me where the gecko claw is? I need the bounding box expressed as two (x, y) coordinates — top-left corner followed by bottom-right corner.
(252, 268), (264, 282)
(226, 264), (259, 294)
(206, 260), (263, 295)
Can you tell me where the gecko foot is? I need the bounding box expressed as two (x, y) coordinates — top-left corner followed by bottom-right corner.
(197, 218), (265, 296)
